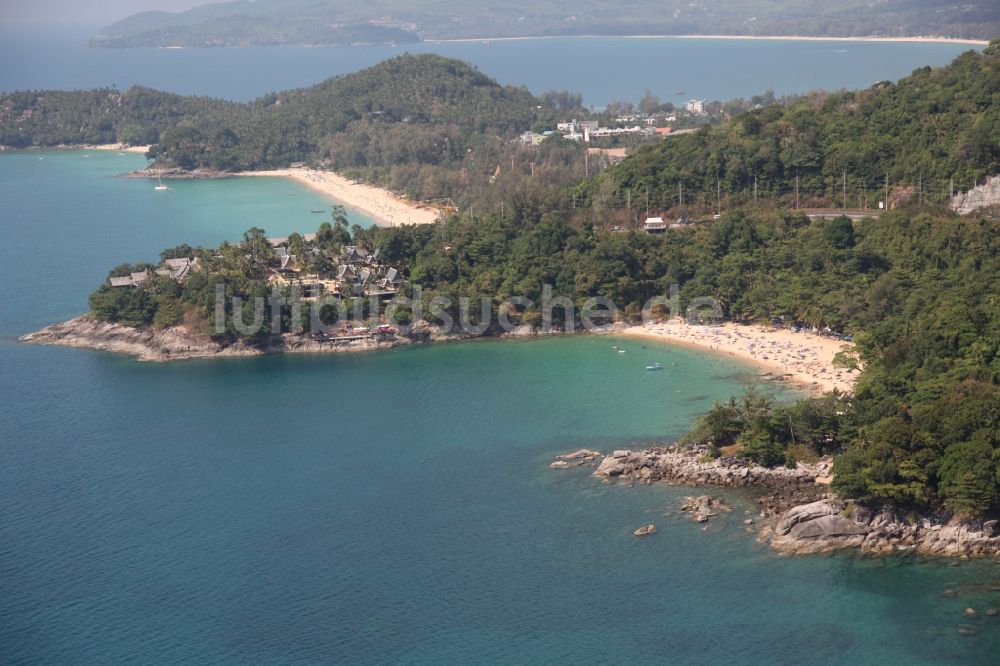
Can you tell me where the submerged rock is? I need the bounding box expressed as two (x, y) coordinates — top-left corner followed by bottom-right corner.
(679, 495), (730, 523)
(633, 524), (657, 537)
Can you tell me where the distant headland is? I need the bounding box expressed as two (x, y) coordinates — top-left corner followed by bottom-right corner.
(89, 0), (999, 48)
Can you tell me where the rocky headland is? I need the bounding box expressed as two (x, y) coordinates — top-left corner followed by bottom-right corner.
(551, 444), (1000, 558)
(20, 315), (425, 361)
(20, 316), (604, 362)
(767, 498), (1000, 557)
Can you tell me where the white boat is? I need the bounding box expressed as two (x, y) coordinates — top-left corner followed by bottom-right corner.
(154, 172), (169, 191)
(645, 363), (662, 371)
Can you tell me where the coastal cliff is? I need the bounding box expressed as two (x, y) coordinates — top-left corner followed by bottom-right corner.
(562, 444), (1000, 559)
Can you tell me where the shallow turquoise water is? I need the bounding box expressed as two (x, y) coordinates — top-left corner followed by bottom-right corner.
(2, 152), (1000, 664)
(0, 151), (374, 335)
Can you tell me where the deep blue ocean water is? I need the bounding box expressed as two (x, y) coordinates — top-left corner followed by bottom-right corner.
(0, 26), (977, 106)
(2, 153), (999, 665)
(1, 33), (998, 664)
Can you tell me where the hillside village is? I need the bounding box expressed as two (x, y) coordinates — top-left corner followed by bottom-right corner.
(105, 228), (407, 337)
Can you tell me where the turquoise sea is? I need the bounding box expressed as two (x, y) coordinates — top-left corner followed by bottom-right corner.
(2, 153), (1000, 664)
(0, 27), (978, 107)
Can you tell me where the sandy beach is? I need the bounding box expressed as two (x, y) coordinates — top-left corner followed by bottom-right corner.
(671, 34), (988, 46)
(622, 320), (857, 394)
(434, 34), (988, 46)
(82, 144), (151, 154)
(244, 168), (440, 227)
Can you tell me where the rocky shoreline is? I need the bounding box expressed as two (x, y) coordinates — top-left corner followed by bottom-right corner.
(20, 316), (435, 361)
(552, 445), (1000, 558)
(19, 315), (592, 362)
(127, 166), (234, 180)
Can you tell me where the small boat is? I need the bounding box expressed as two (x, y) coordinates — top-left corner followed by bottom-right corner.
(154, 172), (169, 191)
(618, 349), (626, 354)
(645, 363), (662, 371)
(310, 209), (325, 214)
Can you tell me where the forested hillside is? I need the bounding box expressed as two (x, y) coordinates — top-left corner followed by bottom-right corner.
(87, 202), (1000, 516)
(91, 0), (1000, 48)
(7, 45), (999, 215)
(0, 55), (577, 206)
(580, 42), (1000, 212)
(0, 87), (239, 149)
(0, 55), (538, 161)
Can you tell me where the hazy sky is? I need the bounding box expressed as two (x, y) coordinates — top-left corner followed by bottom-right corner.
(1, 0), (207, 25)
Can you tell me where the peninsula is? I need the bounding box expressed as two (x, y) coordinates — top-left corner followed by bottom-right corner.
(90, 0), (999, 48)
(16, 43), (1000, 553)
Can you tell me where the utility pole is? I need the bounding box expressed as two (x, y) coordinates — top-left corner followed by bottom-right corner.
(884, 173), (889, 210)
(679, 182), (683, 209)
(795, 173), (800, 210)
(919, 174), (923, 206)
(717, 176), (722, 216)
(584, 151), (589, 178)
(646, 186), (650, 217)
(949, 175), (954, 200)
(753, 174), (758, 207)
(627, 189), (631, 213)
(842, 169), (847, 209)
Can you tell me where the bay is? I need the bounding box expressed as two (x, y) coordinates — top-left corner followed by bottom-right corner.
(1, 25), (999, 663)
(0, 27), (978, 107)
(0, 151), (374, 336)
(1, 151), (999, 664)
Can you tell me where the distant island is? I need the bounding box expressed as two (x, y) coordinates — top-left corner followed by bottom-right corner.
(90, 0), (1000, 48)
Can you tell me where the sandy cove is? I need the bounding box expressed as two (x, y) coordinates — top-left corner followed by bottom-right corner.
(243, 169), (439, 227)
(0, 144), (152, 154)
(78, 144), (151, 154)
(621, 321), (857, 394)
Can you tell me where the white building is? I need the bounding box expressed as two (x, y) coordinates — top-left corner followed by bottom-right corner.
(685, 100), (706, 115)
(644, 216), (667, 233)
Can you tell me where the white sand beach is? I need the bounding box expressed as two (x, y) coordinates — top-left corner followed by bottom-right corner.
(672, 34), (989, 46)
(83, 144), (151, 154)
(435, 34), (988, 46)
(244, 168), (440, 227)
(622, 320), (858, 394)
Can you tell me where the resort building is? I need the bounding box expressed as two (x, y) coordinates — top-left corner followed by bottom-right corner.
(644, 216), (667, 233)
